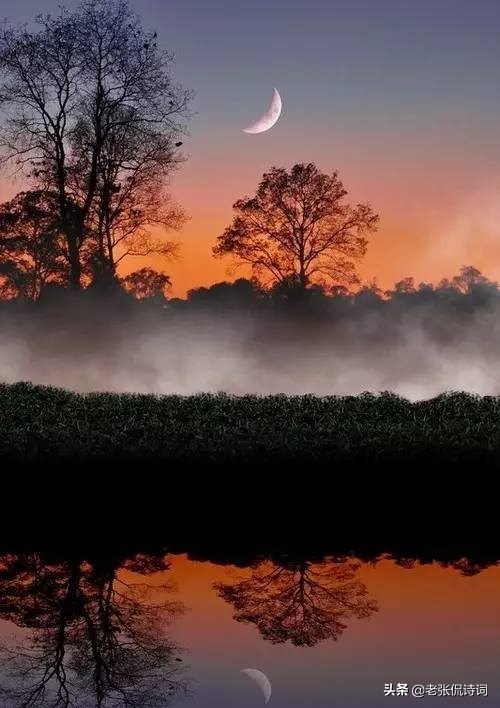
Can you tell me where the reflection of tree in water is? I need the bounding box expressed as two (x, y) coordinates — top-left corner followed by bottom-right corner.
(392, 556), (492, 577)
(215, 557), (377, 647)
(0, 554), (187, 707)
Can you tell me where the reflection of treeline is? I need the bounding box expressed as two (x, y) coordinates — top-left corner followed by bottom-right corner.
(0, 545), (496, 702)
(0, 545), (495, 703)
(0, 546), (498, 581)
(191, 548), (500, 578)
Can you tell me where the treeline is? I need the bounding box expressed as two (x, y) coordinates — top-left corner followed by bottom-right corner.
(177, 264), (500, 313)
(0, 263), (496, 311)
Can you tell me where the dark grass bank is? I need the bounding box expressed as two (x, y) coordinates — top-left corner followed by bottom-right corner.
(1, 381), (500, 545)
(1, 382), (500, 465)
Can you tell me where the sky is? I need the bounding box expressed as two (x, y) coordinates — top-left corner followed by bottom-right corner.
(2, 0), (500, 295)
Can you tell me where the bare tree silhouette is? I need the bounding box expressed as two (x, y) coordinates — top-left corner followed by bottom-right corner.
(0, 554), (188, 708)
(0, 0), (191, 289)
(214, 557), (377, 647)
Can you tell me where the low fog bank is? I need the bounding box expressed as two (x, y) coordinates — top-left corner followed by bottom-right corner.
(2, 279), (500, 400)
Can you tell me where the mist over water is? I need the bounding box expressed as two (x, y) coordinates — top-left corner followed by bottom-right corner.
(1, 282), (500, 400)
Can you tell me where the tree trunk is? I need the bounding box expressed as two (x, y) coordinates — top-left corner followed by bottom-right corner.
(66, 231), (82, 290)
(298, 238), (308, 290)
(56, 154), (82, 290)
(299, 266), (308, 290)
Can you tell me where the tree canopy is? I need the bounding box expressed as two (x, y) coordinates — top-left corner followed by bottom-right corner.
(214, 162), (379, 291)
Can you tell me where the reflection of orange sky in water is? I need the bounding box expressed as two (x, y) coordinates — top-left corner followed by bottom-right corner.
(113, 555), (500, 706)
(119, 555), (500, 653)
(0, 554), (498, 706)
(160, 557), (500, 707)
(1, 555), (498, 652)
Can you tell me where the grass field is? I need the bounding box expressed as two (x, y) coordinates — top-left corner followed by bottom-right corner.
(1, 381), (499, 465)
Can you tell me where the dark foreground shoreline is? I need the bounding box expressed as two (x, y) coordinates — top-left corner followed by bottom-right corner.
(0, 381), (499, 549)
(1, 382), (500, 465)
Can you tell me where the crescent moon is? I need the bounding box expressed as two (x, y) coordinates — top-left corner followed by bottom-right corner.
(242, 88), (282, 134)
(241, 668), (272, 703)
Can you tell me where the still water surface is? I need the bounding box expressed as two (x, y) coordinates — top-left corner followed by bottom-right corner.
(0, 553), (498, 707)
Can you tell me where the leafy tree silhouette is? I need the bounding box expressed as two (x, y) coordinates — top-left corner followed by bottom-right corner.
(214, 163), (378, 292)
(186, 278), (264, 309)
(121, 267), (171, 302)
(0, 191), (67, 299)
(214, 557), (377, 647)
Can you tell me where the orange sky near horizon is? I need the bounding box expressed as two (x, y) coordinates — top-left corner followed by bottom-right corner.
(2, 112), (500, 298)
(2, 158), (500, 299)
(145, 153), (500, 298)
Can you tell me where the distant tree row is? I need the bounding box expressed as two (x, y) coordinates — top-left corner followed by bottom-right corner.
(0, 264), (496, 313)
(178, 265), (500, 310)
